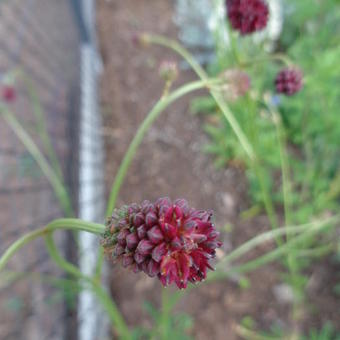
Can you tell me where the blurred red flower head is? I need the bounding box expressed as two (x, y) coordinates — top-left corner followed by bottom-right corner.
(275, 68), (303, 96)
(226, 0), (269, 35)
(1, 85), (16, 103)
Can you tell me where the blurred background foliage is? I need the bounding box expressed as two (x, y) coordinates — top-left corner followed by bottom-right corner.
(191, 0), (340, 224)
(190, 2), (340, 336)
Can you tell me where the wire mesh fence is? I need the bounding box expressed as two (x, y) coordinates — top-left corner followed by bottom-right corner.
(0, 1), (104, 339)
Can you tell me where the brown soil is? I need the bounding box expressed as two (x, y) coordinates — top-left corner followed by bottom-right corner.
(96, 0), (340, 339)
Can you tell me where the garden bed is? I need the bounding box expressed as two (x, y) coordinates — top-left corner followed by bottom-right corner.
(97, 0), (339, 338)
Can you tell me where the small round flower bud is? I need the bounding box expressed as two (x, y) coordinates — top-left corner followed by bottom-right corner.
(101, 198), (222, 289)
(226, 0), (269, 35)
(131, 33), (150, 48)
(220, 69), (251, 102)
(275, 68), (303, 96)
(1, 85), (16, 103)
(159, 61), (179, 83)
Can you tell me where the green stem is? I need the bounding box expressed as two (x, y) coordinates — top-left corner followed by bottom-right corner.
(228, 28), (241, 65)
(271, 107), (302, 319)
(167, 215), (339, 300)
(160, 288), (171, 339)
(0, 270), (84, 291)
(253, 157), (280, 232)
(0, 106), (74, 217)
(157, 218), (338, 316)
(240, 53), (294, 68)
(105, 78), (220, 215)
(144, 34), (255, 161)
(18, 69), (64, 181)
(295, 243), (335, 258)
(45, 232), (83, 277)
(245, 97), (280, 237)
(0, 218), (104, 272)
(212, 215), (337, 280)
(235, 324), (281, 340)
(216, 218), (336, 269)
(44, 233), (131, 339)
(0, 228), (48, 272)
(273, 112), (292, 226)
(93, 281), (131, 340)
(325, 170), (340, 201)
(0, 218), (130, 339)
(245, 95), (280, 240)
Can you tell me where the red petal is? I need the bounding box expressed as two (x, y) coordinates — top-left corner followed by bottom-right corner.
(134, 252), (146, 264)
(126, 233), (138, 249)
(133, 212), (145, 227)
(117, 229), (129, 246)
(191, 233), (208, 243)
(147, 226), (164, 244)
(174, 199), (189, 214)
(176, 252), (191, 284)
(147, 260), (160, 277)
(122, 255), (134, 267)
(171, 236), (182, 249)
(145, 212), (158, 228)
(137, 240), (154, 255)
(137, 224), (147, 239)
(152, 242), (167, 263)
(163, 223), (177, 239)
(174, 206), (183, 220)
(164, 206), (174, 222)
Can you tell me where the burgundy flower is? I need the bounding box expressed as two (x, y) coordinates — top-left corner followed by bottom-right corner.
(102, 198), (222, 289)
(1, 85), (16, 103)
(275, 68), (303, 96)
(226, 0), (269, 35)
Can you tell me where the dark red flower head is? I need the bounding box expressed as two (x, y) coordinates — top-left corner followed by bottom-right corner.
(102, 198), (222, 289)
(275, 68), (303, 96)
(1, 85), (16, 103)
(226, 0), (269, 35)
